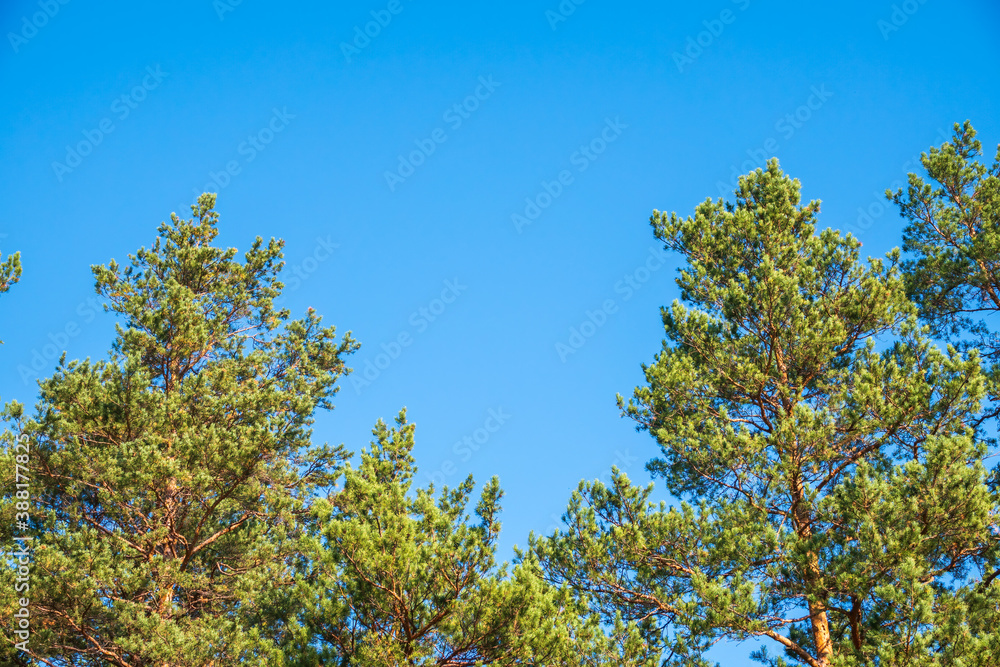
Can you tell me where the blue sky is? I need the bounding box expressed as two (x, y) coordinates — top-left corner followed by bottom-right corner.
(1, 0), (998, 662)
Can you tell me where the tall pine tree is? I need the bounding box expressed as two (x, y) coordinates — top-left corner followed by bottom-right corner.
(282, 410), (625, 666)
(534, 161), (1000, 666)
(0, 195), (358, 665)
(892, 120), (1000, 427)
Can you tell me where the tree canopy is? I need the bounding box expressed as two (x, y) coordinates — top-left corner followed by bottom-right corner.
(532, 156), (1000, 667)
(1, 195), (358, 664)
(283, 410), (616, 666)
(893, 120), (1000, 426)
(0, 251), (20, 296)
(0, 197), (609, 666)
(0, 251), (21, 346)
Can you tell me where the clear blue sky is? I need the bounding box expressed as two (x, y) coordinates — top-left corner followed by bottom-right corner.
(1, 0), (998, 662)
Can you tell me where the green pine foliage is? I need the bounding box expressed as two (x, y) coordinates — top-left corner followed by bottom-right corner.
(532, 160), (1000, 667)
(0, 250), (21, 345)
(892, 121), (1000, 426)
(281, 410), (613, 666)
(0, 195), (358, 665)
(0, 251), (20, 295)
(0, 197), (619, 666)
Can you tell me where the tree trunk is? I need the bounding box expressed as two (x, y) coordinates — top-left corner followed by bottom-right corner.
(791, 468), (833, 666)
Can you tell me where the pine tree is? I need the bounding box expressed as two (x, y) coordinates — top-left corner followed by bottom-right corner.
(0, 251), (20, 295)
(533, 161), (1000, 666)
(891, 120), (1000, 427)
(283, 410), (622, 667)
(0, 194), (358, 665)
(0, 250), (21, 345)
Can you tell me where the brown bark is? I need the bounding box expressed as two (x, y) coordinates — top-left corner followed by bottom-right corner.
(791, 470), (834, 666)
